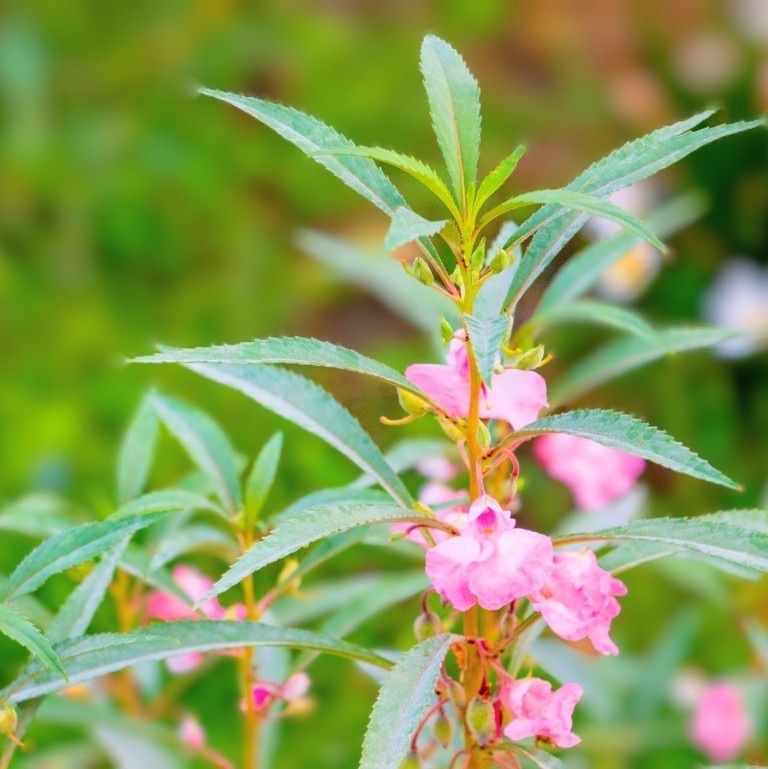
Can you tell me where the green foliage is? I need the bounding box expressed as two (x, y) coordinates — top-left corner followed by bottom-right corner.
(464, 312), (510, 384)
(0, 604), (65, 678)
(529, 300), (655, 340)
(244, 432), (283, 528)
(116, 393), (159, 506)
(474, 145), (526, 213)
(385, 207), (447, 251)
(359, 633), (455, 769)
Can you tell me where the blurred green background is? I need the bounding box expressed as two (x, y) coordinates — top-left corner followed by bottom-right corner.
(2, 1), (768, 767)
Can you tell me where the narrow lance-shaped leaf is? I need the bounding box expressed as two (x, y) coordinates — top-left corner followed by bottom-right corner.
(0, 494), (71, 538)
(205, 502), (450, 600)
(117, 392), (159, 505)
(114, 489), (226, 519)
(0, 512), (169, 600)
(2, 621), (393, 704)
(420, 34), (481, 202)
(465, 313), (510, 384)
(473, 220), (521, 319)
(509, 409), (738, 489)
(244, 432), (283, 528)
(175, 361), (413, 509)
(359, 634), (455, 769)
(0, 604), (65, 678)
(150, 394), (241, 515)
(474, 145), (526, 213)
(148, 524), (235, 571)
(550, 326), (733, 405)
(529, 300), (655, 340)
(385, 207), (447, 251)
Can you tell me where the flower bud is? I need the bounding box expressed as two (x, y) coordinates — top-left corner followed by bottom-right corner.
(413, 611), (443, 642)
(465, 696), (495, 747)
(436, 414), (466, 443)
(511, 344), (551, 371)
(470, 239), (486, 270)
(488, 248), (514, 274)
(440, 318), (455, 345)
(446, 677), (466, 708)
(0, 707), (17, 737)
(412, 257), (435, 286)
(398, 388), (430, 417)
(433, 709), (453, 747)
(476, 420), (492, 449)
(399, 751), (420, 769)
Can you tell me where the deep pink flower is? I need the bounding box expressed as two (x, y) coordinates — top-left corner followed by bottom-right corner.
(246, 673), (311, 713)
(530, 549), (627, 656)
(500, 677), (583, 748)
(405, 334), (547, 429)
(533, 434), (645, 510)
(690, 681), (751, 762)
(425, 495), (553, 611)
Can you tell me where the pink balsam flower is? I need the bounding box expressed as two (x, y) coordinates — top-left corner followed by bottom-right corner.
(533, 434), (645, 510)
(501, 677), (583, 748)
(247, 672), (311, 712)
(690, 681), (751, 763)
(425, 495), (553, 611)
(530, 549), (627, 656)
(406, 334), (548, 429)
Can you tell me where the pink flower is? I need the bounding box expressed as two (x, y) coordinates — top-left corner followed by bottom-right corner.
(690, 681), (751, 763)
(179, 714), (206, 750)
(246, 673), (311, 712)
(415, 454), (458, 482)
(533, 434), (645, 510)
(405, 334), (547, 429)
(425, 495), (553, 611)
(530, 549), (627, 656)
(501, 677), (583, 748)
(281, 672), (311, 701)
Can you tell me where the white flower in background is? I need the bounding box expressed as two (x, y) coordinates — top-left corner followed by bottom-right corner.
(674, 32), (742, 93)
(730, 0), (768, 44)
(703, 258), (768, 358)
(584, 183), (662, 303)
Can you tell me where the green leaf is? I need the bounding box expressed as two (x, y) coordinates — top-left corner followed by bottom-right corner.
(244, 432), (283, 527)
(473, 220), (522, 319)
(474, 145), (526, 213)
(150, 394), (241, 515)
(0, 604), (65, 678)
(530, 300), (655, 339)
(2, 621), (393, 704)
(420, 34), (481, 201)
(319, 146), (459, 216)
(506, 743), (564, 769)
(536, 193), (705, 313)
(172, 361), (413, 509)
(114, 489), (225, 518)
(148, 524), (234, 571)
(359, 633), (455, 769)
(485, 189), (665, 252)
(48, 541), (128, 643)
(0, 512), (168, 600)
(132, 336), (424, 396)
(561, 511), (768, 573)
(384, 207), (447, 251)
(550, 326), (732, 405)
(503, 114), (764, 309)
(512, 409), (738, 489)
(297, 229), (460, 333)
(464, 313), (509, 384)
(117, 393), (159, 505)
(0, 494), (71, 538)
(206, 502), (447, 600)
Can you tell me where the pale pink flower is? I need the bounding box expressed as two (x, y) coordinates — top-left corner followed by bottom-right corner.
(425, 495), (553, 611)
(529, 549), (627, 656)
(179, 714), (206, 750)
(405, 334), (547, 429)
(690, 681), (751, 763)
(167, 653), (205, 674)
(281, 672), (311, 701)
(501, 677), (583, 748)
(246, 673), (312, 712)
(533, 434), (645, 510)
(415, 454), (458, 482)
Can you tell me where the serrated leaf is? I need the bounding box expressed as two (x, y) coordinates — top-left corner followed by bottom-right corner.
(148, 524), (234, 571)
(0, 493), (71, 538)
(385, 207), (447, 251)
(150, 394), (241, 514)
(531, 299), (655, 339)
(172, 361), (413, 509)
(474, 145), (526, 212)
(297, 229), (460, 333)
(206, 502), (447, 600)
(274, 487), (390, 523)
(0, 512), (168, 600)
(420, 34), (481, 202)
(132, 335), (424, 396)
(485, 188), (666, 252)
(506, 743), (564, 769)
(464, 313), (509, 384)
(503, 115), (765, 309)
(359, 633), (455, 769)
(550, 326), (733, 405)
(0, 604), (65, 677)
(561, 511), (768, 573)
(2, 621), (393, 704)
(537, 193), (705, 313)
(473, 220), (522, 319)
(244, 432), (283, 528)
(512, 408), (738, 489)
(114, 489), (225, 518)
(117, 393), (159, 505)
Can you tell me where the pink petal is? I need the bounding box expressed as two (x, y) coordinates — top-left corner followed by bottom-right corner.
(405, 364), (470, 419)
(481, 369), (548, 429)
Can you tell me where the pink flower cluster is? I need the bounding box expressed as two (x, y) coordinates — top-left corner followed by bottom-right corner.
(690, 681), (751, 762)
(146, 565), (246, 673)
(248, 672), (311, 712)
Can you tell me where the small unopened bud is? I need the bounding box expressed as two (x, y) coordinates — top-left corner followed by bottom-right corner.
(513, 344), (550, 370)
(412, 257), (435, 286)
(277, 558), (302, 595)
(450, 266), (463, 288)
(440, 318), (455, 345)
(399, 751), (421, 769)
(433, 709), (453, 747)
(436, 414), (466, 443)
(465, 696), (495, 747)
(470, 239), (486, 270)
(0, 707), (17, 737)
(446, 678), (466, 708)
(476, 420), (492, 449)
(488, 248), (514, 274)
(398, 388), (430, 417)
(413, 611), (443, 642)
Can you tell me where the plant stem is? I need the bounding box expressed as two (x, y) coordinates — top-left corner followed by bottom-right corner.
(238, 530), (260, 769)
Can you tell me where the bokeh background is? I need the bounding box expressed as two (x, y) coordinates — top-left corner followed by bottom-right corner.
(2, 1), (768, 767)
